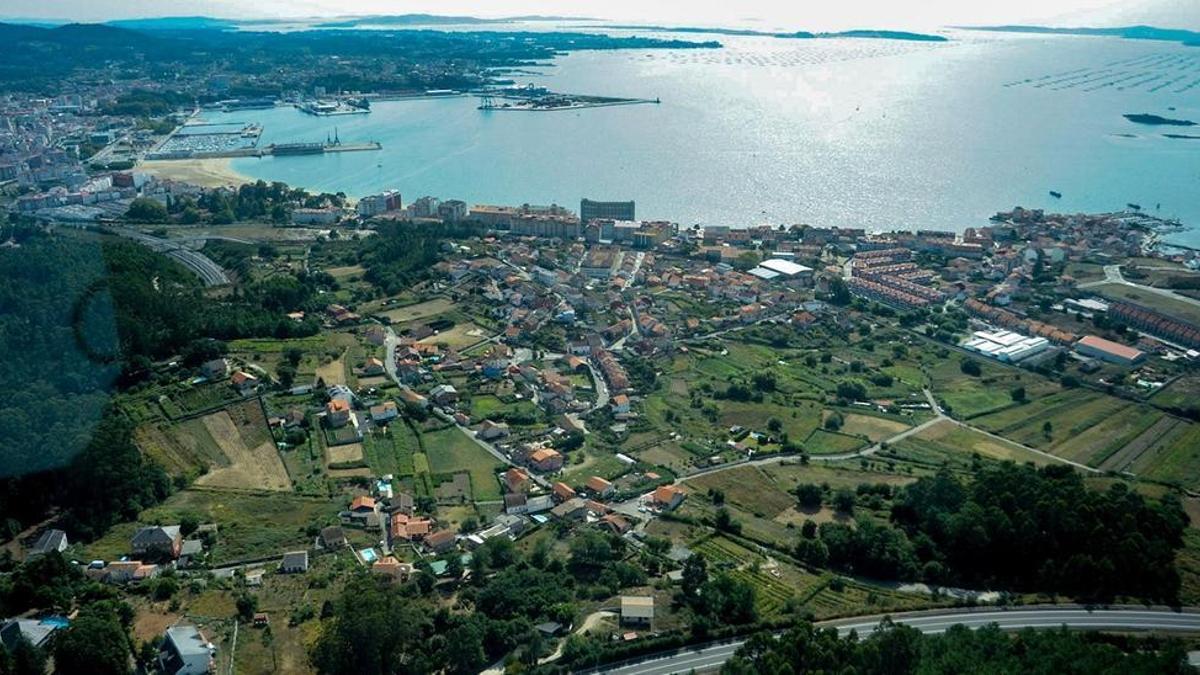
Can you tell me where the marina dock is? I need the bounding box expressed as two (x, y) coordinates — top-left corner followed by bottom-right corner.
(144, 141), (381, 161)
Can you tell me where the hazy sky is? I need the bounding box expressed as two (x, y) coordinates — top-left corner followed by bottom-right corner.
(1, 0), (1197, 30)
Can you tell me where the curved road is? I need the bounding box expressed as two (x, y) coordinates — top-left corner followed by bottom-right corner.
(112, 228), (230, 286)
(593, 607), (1200, 675)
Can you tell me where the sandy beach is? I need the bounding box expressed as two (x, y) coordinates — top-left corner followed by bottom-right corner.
(138, 158), (250, 188)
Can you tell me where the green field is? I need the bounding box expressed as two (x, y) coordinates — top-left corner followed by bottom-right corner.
(971, 390), (1174, 467)
(468, 394), (539, 421)
(925, 356), (1057, 420)
(361, 422), (420, 477)
(561, 444), (630, 483)
(85, 489), (340, 564)
(686, 466), (796, 518)
(422, 426), (505, 501)
(804, 429), (868, 455)
(1130, 422), (1200, 491)
(890, 420), (1055, 470)
(1153, 376), (1200, 412)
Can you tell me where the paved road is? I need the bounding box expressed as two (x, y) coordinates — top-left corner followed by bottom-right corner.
(595, 607), (1200, 675)
(1079, 264), (1200, 311)
(112, 227), (230, 286)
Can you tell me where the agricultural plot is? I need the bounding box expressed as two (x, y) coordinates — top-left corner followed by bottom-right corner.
(804, 429), (868, 455)
(380, 298), (455, 324)
(636, 442), (696, 473)
(326, 441), (365, 467)
(893, 420), (1054, 468)
(422, 426), (504, 501)
(314, 351), (348, 387)
(560, 446), (630, 484)
(972, 390), (1175, 467)
(926, 356), (1056, 420)
(418, 321), (488, 349)
(326, 264), (366, 280)
(685, 466), (797, 518)
(171, 382), (243, 416)
(1100, 416), (1183, 472)
(469, 395), (539, 421)
(84, 489), (340, 564)
(692, 537), (819, 617)
(361, 424), (419, 477)
(759, 462), (917, 494)
(1130, 422), (1200, 491)
(194, 408), (292, 492)
(1153, 376), (1200, 412)
(135, 421), (228, 476)
(841, 414), (910, 442)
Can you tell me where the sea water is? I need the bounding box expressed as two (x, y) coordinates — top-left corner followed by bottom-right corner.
(213, 30), (1200, 245)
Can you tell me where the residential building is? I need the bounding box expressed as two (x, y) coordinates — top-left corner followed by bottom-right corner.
(620, 596), (655, 628)
(356, 190), (402, 217)
(230, 370), (259, 395)
(372, 556), (412, 582)
(326, 399), (352, 427)
(586, 476), (614, 498)
(581, 198), (635, 222)
(1, 618), (60, 651)
(28, 529), (68, 558)
(529, 447), (564, 473)
(550, 497), (587, 521)
(424, 530), (458, 554)
(438, 199), (468, 223)
(320, 526), (348, 549)
(369, 401), (399, 423)
(199, 358), (230, 381)
(610, 394), (631, 415)
(503, 468), (530, 494)
(291, 207), (342, 225)
(279, 551), (309, 573)
(652, 485), (687, 511)
(552, 481), (577, 502)
(430, 384), (459, 405)
(477, 420), (510, 441)
(158, 624), (215, 675)
(132, 525), (182, 559)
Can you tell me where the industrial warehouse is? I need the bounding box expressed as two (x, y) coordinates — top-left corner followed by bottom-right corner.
(960, 329), (1051, 363)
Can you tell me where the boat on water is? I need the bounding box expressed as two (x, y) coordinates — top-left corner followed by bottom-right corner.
(1049, 190), (1062, 199)
(1128, 203), (1142, 211)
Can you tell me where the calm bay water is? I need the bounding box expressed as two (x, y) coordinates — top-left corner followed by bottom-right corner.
(213, 30), (1200, 245)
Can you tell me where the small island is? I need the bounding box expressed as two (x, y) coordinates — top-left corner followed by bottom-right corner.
(1123, 113), (1197, 127)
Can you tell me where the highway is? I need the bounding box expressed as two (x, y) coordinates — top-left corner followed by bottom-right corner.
(111, 227), (231, 286)
(592, 607), (1200, 675)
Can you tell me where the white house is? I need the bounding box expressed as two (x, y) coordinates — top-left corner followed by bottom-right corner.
(158, 625), (215, 675)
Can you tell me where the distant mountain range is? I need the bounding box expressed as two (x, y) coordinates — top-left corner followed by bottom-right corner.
(313, 14), (597, 29)
(106, 16), (239, 31)
(959, 24), (1200, 45)
(587, 25), (948, 42)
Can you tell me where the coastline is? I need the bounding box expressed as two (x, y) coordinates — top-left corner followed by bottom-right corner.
(138, 158), (250, 188)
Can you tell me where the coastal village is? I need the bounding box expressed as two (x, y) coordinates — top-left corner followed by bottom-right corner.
(7, 155), (1200, 672)
(5, 29), (1200, 675)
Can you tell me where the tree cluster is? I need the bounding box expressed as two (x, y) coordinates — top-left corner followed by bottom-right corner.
(724, 620), (1191, 675)
(800, 464), (1186, 602)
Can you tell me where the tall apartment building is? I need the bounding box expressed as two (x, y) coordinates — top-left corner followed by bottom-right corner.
(581, 198), (635, 222)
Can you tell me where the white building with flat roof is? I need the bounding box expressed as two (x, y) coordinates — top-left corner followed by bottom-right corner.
(961, 329), (1050, 363)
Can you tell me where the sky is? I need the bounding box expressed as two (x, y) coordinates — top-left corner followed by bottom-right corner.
(0, 0), (1197, 31)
